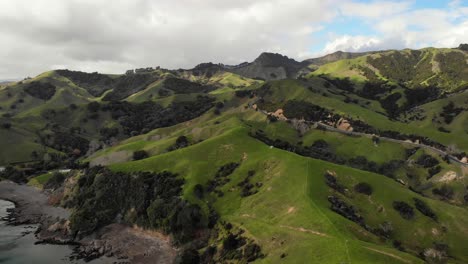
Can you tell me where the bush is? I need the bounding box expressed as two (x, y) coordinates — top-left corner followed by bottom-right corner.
(168, 136), (190, 151)
(416, 154), (439, 168)
(392, 201), (414, 220)
(354, 182), (373, 195)
(413, 198), (437, 221)
(24, 81), (56, 100)
(44, 172), (66, 190)
(432, 185), (454, 200)
(133, 150), (149, 160)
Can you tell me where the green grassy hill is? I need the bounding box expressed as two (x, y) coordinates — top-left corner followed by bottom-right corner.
(1, 46), (467, 263)
(310, 48), (468, 92)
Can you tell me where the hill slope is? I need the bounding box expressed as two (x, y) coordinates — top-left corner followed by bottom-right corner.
(1, 46), (467, 264)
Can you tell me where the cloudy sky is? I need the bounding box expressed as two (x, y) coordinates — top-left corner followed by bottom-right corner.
(0, 0), (467, 79)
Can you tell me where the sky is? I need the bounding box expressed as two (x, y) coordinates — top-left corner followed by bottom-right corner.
(0, 0), (467, 79)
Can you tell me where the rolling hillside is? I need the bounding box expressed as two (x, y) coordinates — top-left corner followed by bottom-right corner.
(1, 45), (467, 264)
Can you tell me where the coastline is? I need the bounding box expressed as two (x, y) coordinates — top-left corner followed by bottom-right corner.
(0, 180), (176, 264)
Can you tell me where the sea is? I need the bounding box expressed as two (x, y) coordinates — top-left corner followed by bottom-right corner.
(0, 199), (114, 264)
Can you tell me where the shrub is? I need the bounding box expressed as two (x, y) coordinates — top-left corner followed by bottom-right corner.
(392, 201), (414, 220)
(87, 102), (101, 112)
(354, 182), (373, 195)
(1, 122), (11, 129)
(193, 184), (204, 199)
(176, 249), (200, 264)
(324, 172), (345, 194)
(133, 150), (149, 160)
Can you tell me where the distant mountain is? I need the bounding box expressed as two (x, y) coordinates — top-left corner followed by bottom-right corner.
(227, 52), (307, 80)
(310, 47), (468, 92)
(0, 79), (19, 85)
(303, 50), (377, 66)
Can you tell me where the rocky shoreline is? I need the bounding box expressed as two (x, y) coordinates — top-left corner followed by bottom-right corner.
(0, 181), (176, 264)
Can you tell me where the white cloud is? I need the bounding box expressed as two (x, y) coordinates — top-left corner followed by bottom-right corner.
(322, 35), (383, 54)
(321, 0), (468, 55)
(0, 0), (337, 78)
(0, 0), (467, 79)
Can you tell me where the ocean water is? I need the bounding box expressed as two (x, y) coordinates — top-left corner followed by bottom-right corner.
(0, 199), (114, 264)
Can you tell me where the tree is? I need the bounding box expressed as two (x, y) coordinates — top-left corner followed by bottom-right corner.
(392, 201), (414, 220)
(193, 184), (204, 199)
(1, 122), (11, 129)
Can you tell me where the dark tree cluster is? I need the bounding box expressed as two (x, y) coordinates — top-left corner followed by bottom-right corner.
(103, 96), (214, 135)
(133, 150), (149, 160)
(319, 76), (355, 92)
(354, 182), (373, 195)
(69, 167), (203, 243)
(56, 70), (113, 97)
(44, 131), (90, 156)
(458, 43), (468, 51)
(103, 73), (159, 101)
(415, 154), (439, 168)
(191, 62), (222, 78)
(0, 166), (27, 183)
(1, 122), (11, 129)
(367, 50), (423, 83)
(209, 228), (264, 263)
(392, 201), (414, 220)
(379, 92), (402, 118)
(432, 185), (454, 200)
(249, 130), (344, 164)
(328, 196), (364, 225)
(250, 130), (404, 178)
(348, 156), (403, 178)
(237, 170), (261, 197)
(43, 172), (66, 190)
(234, 89), (256, 98)
(158, 88), (171, 97)
(379, 130), (447, 151)
(99, 127), (119, 142)
(24, 81), (56, 100)
(206, 163), (240, 197)
(439, 101), (464, 124)
(282, 100), (340, 124)
(87, 102), (100, 112)
(324, 172), (346, 194)
(162, 77), (215, 94)
(404, 86), (440, 108)
(427, 166), (441, 179)
(167, 136), (190, 151)
(346, 119), (379, 134)
(413, 198), (437, 221)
